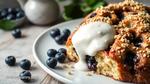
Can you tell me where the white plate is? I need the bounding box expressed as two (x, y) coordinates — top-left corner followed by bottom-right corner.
(32, 19), (133, 84)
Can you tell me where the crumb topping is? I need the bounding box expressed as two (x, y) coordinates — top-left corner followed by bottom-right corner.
(79, 0), (150, 59)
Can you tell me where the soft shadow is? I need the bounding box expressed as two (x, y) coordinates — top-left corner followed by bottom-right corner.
(29, 78), (37, 83)
(21, 35), (27, 38)
(55, 66), (64, 70)
(30, 66), (37, 70)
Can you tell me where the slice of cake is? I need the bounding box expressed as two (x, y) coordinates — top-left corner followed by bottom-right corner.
(66, 0), (150, 84)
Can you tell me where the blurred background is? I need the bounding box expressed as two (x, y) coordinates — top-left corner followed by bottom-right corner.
(0, 0), (148, 8)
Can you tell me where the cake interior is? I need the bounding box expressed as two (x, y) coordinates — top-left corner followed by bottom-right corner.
(95, 52), (120, 80)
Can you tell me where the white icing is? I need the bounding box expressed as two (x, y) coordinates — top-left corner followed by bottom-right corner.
(72, 21), (115, 71)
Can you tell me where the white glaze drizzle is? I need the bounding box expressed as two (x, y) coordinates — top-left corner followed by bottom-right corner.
(72, 21), (115, 71)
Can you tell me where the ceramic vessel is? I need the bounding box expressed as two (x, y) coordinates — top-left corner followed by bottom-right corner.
(17, 0), (60, 25)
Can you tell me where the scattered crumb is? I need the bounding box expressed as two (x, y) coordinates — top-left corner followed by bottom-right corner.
(68, 71), (74, 75)
(62, 64), (70, 68)
(87, 72), (93, 76)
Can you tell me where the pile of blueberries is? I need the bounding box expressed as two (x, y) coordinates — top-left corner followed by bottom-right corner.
(47, 28), (71, 68)
(46, 48), (67, 68)
(50, 28), (71, 45)
(0, 8), (25, 20)
(5, 56), (32, 82)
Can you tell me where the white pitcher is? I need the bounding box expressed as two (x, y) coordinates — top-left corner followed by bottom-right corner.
(17, 0), (60, 25)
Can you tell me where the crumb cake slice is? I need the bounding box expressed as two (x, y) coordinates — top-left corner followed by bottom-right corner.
(66, 0), (150, 84)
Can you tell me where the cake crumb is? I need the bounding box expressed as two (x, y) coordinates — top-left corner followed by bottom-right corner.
(87, 73), (93, 76)
(68, 71), (74, 75)
(63, 64), (70, 68)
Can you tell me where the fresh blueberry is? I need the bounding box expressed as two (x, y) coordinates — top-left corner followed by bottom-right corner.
(12, 28), (22, 38)
(5, 14), (15, 20)
(55, 53), (66, 63)
(87, 61), (97, 71)
(85, 55), (90, 62)
(5, 56), (16, 66)
(0, 9), (7, 18)
(87, 56), (96, 63)
(50, 28), (60, 38)
(7, 8), (13, 13)
(11, 8), (18, 15)
(15, 8), (22, 12)
(86, 55), (95, 62)
(16, 11), (24, 19)
(46, 58), (57, 68)
(61, 33), (69, 41)
(86, 56), (97, 71)
(19, 71), (31, 82)
(47, 49), (57, 57)
(62, 29), (71, 41)
(19, 59), (31, 70)
(63, 29), (71, 36)
(58, 48), (66, 55)
(54, 35), (65, 45)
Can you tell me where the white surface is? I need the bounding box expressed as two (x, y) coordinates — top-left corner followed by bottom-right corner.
(33, 19), (133, 84)
(72, 22), (115, 71)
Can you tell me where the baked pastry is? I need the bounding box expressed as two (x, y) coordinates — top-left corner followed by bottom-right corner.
(66, 0), (150, 84)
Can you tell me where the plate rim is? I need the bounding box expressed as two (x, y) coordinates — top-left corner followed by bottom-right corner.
(32, 19), (82, 83)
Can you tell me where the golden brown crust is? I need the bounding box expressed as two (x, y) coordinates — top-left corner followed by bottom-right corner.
(66, 0), (150, 83)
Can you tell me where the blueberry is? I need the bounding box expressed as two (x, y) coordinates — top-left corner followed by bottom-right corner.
(5, 14), (15, 20)
(15, 8), (22, 12)
(87, 57), (96, 63)
(50, 28), (60, 38)
(55, 53), (66, 63)
(19, 59), (31, 70)
(8, 8), (18, 14)
(19, 71), (31, 82)
(7, 8), (13, 13)
(86, 56), (97, 71)
(58, 48), (66, 55)
(63, 29), (71, 36)
(54, 35), (65, 45)
(46, 58), (57, 68)
(5, 56), (16, 66)
(16, 11), (24, 19)
(87, 61), (97, 71)
(62, 29), (71, 41)
(47, 49), (57, 57)
(0, 9), (7, 18)
(86, 55), (90, 62)
(12, 28), (22, 38)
